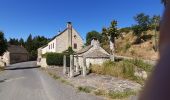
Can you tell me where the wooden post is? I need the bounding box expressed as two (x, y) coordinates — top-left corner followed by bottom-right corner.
(75, 55), (79, 73)
(110, 55), (115, 62)
(69, 55), (74, 78)
(63, 55), (67, 75)
(82, 57), (86, 77)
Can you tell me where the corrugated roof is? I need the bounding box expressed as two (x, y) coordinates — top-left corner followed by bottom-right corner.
(85, 50), (110, 58)
(7, 45), (28, 54)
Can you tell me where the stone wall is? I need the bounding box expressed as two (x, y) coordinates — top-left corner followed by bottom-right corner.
(86, 58), (109, 68)
(2, 52), (10, 66)
(38, 58), (48, 68)
(10, 53), (28, 64)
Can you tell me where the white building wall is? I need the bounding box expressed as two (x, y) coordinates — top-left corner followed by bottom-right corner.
(72, 28), (84, 51)
(42, 46), (48, 54)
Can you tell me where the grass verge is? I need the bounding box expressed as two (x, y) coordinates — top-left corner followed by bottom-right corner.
(90, 59), (153, 84)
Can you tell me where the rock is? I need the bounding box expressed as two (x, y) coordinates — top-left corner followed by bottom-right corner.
(134, 68), (148, 79)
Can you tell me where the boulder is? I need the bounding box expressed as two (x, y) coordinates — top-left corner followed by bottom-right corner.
(134, 68), (147, 80)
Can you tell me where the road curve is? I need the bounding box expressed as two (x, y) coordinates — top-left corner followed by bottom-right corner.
(0, 61), (103, 100)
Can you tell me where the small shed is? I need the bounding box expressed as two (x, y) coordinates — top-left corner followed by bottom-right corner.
(2, 45), (29, 65)
(74, 38), (110, 68)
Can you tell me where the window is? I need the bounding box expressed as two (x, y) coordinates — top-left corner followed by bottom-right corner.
(53, 43), (54, 49)
(74, 43), (77, 49)
(74, 35), (77, 39)
(49, 45), (50, 49)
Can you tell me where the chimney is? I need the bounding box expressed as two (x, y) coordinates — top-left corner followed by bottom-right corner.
(67, 22), (72, 47)
(91, 38), (100, 49)
(67, 22), (72, 29)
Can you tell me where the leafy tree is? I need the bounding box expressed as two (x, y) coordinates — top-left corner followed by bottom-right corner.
(0, 32), (7, 56)
(149, 15), (161, 31)
(86, 31), (101, 45)
(132, 13), (151, 43)
(108, 20), (119, 43)
(101, 27), (109, 45)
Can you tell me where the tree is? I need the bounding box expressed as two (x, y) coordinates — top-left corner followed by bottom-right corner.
(19, 38), (25, 46)
(25, 34), (49, 60)
(108, 20), (119, 43)
(0, 32), (7, 56)
(107, 20), (118, 54)
(86, 31), (101, 45)
(149, 15), (161, 31)
(132, 13), (151, 43)
(9, 38), (19, 45)
(26, 34), (33, 53)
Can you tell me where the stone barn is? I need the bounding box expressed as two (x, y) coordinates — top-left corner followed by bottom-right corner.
(2, 45), (29, 65)
(74, 38), (110, 68)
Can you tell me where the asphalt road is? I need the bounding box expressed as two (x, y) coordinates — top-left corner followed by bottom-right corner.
(0, 61), (103, 100)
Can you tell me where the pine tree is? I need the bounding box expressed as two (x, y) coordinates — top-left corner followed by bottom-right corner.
(0, 32), (7, 56)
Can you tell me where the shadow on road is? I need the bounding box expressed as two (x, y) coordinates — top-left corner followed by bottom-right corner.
(4, 66), (40, 70)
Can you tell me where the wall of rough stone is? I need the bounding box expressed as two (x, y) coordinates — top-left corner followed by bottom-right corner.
(38, 58), (48, 68)
(2, 52), (10, 66)
(10, 53), (28, 64)
(86, 58), (109, 68)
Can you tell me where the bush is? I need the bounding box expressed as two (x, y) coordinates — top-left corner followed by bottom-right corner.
(46, 53), (70, 66)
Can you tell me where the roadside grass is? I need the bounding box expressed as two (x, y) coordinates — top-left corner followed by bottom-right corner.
(90, 59), (153, 84)
(77, 86), (94, 93)
(108, 90), (136, 99)
(47, 71), (74, 87)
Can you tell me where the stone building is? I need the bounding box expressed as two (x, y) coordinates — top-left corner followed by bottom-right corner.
(74, 38), (110, 68)
(2, 45), (29, 66)
(37, 22), (84, 67)
(39, 22), (84, 55)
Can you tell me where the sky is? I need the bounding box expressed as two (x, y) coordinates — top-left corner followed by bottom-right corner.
(0, 0), (164, 41)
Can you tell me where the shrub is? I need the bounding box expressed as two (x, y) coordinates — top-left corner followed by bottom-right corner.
(46, 53), (70, 66)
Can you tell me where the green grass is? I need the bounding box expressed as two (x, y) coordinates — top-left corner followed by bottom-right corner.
(90, 59), (152, 84)
(94, 89), (136, 99)
(77, 86), (93, 93)
(48, 72), (74, 87)
(108, 90), (136, 99)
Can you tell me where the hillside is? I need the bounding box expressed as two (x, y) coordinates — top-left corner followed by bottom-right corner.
(115, 30), (159, 60)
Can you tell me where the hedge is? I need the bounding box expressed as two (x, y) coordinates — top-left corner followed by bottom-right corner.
(46, 53), (70, 67)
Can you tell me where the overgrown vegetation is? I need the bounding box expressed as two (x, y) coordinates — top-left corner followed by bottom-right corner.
(90, 59), (152, 84)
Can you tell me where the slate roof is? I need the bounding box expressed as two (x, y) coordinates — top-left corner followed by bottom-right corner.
(7, 45), (28, 54)
(75, 45), (93, 54)
(85, 50), (110, 58)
